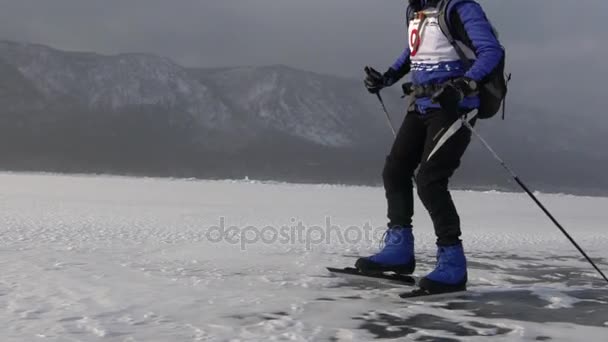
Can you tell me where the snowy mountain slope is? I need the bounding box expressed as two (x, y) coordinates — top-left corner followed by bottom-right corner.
(0, 41), (233, 130)
(0, 41), (389, 149)
(1, 173), (607, 341)
(196, 65), (390, 148)
(0, 57), (47, 112)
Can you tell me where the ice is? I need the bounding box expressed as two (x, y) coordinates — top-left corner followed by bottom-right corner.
(0, 172), (607, 341)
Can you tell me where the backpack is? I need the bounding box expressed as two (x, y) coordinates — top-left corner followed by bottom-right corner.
(411, 0), (510, 119)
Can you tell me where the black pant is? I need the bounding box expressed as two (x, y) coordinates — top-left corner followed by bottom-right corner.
(383, 109), (473, 246)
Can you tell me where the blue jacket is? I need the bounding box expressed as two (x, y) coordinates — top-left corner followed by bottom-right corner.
(390, 0), (504, 112)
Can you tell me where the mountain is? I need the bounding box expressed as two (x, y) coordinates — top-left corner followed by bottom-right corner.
(0, 40), (606, 194)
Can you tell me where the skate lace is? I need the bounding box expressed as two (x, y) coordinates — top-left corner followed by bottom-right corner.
(378, 230), (389, 250)
(378, 229), (400, 250)
(435, 247), (449, 271)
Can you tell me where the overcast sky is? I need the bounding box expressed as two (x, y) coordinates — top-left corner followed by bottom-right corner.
(0, 0), (606, 116)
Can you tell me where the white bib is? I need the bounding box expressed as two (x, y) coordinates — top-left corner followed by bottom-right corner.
(408, 8), (474, 71)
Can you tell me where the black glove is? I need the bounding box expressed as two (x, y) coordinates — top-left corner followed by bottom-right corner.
(431, 77), (477, 115)
(364, 67), (398, 94)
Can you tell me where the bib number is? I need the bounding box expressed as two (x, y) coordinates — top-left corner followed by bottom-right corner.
(410, 28), (421, 56)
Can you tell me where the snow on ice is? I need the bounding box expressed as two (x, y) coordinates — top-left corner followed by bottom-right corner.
(0, 172), (607, 341)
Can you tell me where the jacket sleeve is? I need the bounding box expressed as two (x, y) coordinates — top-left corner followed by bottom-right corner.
(388, 47), (412, 84)
(391, 47), (411, 74)
(454, 2), (504, 81)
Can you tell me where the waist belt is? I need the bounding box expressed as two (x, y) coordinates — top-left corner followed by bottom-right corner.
(401, 82), (443, 98)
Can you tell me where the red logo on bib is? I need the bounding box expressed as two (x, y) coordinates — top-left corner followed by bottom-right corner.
(410, 29), (421, 56)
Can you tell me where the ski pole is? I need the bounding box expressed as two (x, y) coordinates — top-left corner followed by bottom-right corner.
(375, 92), (397, 137)
(461, 119), (608, 284)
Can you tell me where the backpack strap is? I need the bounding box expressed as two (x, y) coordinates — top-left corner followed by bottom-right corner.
(437, 0), (473, 69)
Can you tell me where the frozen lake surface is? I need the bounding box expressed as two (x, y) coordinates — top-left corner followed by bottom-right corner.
(1, 173), (607, 341)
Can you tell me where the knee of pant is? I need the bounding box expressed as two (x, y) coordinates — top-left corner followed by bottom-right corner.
(383, 157), (415, 187)
(415, 168), (431, 192)
(416, 179), (432, 202)
(416, 170), (448, 200)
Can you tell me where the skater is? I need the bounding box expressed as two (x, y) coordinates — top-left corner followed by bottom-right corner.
(358, 0), (504, 294)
